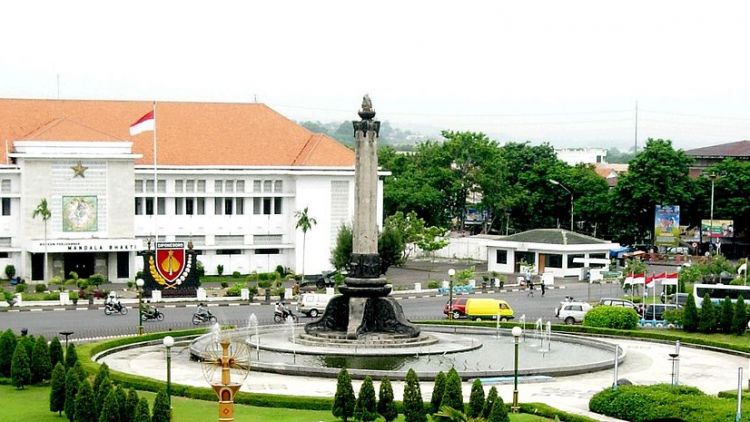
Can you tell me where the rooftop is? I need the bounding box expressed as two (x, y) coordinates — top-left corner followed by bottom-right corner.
(684, 140), (750, 158)
(503, 228), (611, 245)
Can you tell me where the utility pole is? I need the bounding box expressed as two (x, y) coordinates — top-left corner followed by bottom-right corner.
(634, 101), (639, 154)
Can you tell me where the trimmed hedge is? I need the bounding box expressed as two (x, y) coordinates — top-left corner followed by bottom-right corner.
(519, 402), (599, 422)
(589, 384), (749, 421)
(583, 306), (640, 329)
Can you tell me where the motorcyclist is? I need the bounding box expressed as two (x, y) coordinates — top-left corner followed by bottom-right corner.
(141, 300), (156, 318)
(196, 302), (210, 318)
(106, 294), (122, 312)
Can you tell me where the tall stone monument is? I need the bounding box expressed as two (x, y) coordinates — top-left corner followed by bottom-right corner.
(305, 96), (419, 339)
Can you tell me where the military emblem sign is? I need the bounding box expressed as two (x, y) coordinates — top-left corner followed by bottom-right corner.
(149, 242), (191, 289)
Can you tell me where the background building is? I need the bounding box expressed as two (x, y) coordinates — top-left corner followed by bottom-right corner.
(0, 99), (382, 282)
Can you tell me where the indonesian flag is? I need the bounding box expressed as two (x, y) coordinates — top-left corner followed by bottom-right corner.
(645, 274), (656, 288)
(662, 273), (679, 286)
(633, 273), (645, 285)
(624, 273), (634, 285)
(654, 273), (666, 283)
(129, 110), (155, 136)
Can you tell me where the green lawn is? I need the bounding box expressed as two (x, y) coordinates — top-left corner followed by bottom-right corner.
(0, 384), (549, 421)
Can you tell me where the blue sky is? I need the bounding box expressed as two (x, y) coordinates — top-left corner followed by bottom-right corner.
(2, 0), (749, 150)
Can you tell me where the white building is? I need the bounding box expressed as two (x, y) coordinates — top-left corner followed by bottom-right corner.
(0, 99), (382, 282)
(555, 148), (607, 166)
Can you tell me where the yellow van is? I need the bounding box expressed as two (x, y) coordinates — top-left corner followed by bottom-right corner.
(465, 298), (514, 321)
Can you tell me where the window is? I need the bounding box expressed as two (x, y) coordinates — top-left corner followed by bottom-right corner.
(1, 180), (10, 193)
(567, 254), (584, 268)
(225, 180), (234, 193)
(186, 180), (195, 192)
(273, 197), (282, 214)
(157, 198), (166, 215)
(135, 180), (143, 192)
(253, 180), (261, 192)
(134, 198), (143, 215)
(253, 198), (261, 214)
(224, 198), (234, 215)
(214, 198), (223, 215)
(197, 198), (205, 215)
(255, 248), (280, 254)
(236, 180), (245, 193)
(215, 180), (223, 192)
(263, 180), (272, 192)
(174, 198), (183, 215)
(175, 180), (183, 193)
(495, 250), (507, 264)
(236, 198), (244, 215)
(197, 180), (206, 192)
(158, 180), (166, 193)
(185, 198), (194, 215)
(145, 198), (154, 215)
(274, 180), (283, 193)
(145, 179), (154, 193)
(0, 252), (8, 258)
(546, 254), (563, 268)
(1, 198), (10, 216)
(216, 249), (242, 255)
(590, 253), (606, 260)
(263, 198), (271, 214)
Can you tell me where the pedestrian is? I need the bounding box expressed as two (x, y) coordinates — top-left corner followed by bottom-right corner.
(527, 277), (534, 297)
(541, 280), (546, 296)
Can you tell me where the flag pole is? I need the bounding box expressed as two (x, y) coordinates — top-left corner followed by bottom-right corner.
(153, 101), (158, 243)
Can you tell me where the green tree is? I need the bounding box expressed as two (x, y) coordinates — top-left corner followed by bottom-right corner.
(0, 328), (17, 377)
(481, 386), (498, 419)
(467, 378), (485, 418)
(22, 335), (35, 361)
(114, 385), (128, 422)
(94, 376), (113, 418)
(432, 405), (485, 421)
(49, 336), (64, 369)
(354, 375), (378, 421)
(64, 367), (80, 421)
(415, 226), (449, 262)
(31, 335), (52, 383)
(733, 295), (748, 335)
(133, 398), (150, 422)
(403, 368), (426, 422)
(75, 379), (97, 422)
(33, 198), (52, 281)
(384, 211), (427, 263)
(151, 389), (171, 422)
(378, 224), (404, 273)
(65, 342), (78, 368)
(682, 292), (699, 332)
(99, 388), (121, 422)
(93, 362), (110, 392)
(487, 395), (509, 422)
(430, 371), (447, 413)
(11, 341), (31, 389)
(695, 159), (750, 239)
(124, 388), (140, 422)
(377, 377), (398, 422)
(50, 362), (66, 415)
(440, 368), (463, 413)
(720, 296), (734, 333)
(295, 206), (317, 277)
(698, 293), (716, 333)
(331, 224), (353, 271)
(333, 368), (355, 421)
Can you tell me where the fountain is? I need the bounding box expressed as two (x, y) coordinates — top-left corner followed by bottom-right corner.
(247, 313), (259, 360)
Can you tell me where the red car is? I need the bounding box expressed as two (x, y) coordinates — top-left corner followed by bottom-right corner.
(443, 297), (468, 319)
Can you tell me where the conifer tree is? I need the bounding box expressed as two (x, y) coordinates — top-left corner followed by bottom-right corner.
(114, 385), (128, 422)
(377, 377), (398, 422)
(0, 329), (17, 377)
(11, 341), (31, 389)
(733, 295), (748, 335)
(99, 388), (121, 422)
(64, 367), (81, 422)
(93, 363), (110, 392)
(720, 296), (734, 332)
(403, 368), (426, 422)
(354, 375), (378, 421)
(49, 336), (64, 369)
(23, 335), (35, 359)
(482, 386), (498, 419)
(333, 368), (355, 421)
(682, 292), (699, 332)
(440, 368), (463, 413)
(467, 378), (485, 418)
(698, 293), (716, 333)
(151, 389), (171, 422)
(75, 379), (97, 422)
(133, 398), (151, 422)
(94, 376), (113, 417)
(65, 342), (78, 368)
(430, 371), (446, 414)
(124, 388), (139, 422)
(487, 395), (509, 422)
(50, 362), (66, 415)
(32, 335), (52, 384)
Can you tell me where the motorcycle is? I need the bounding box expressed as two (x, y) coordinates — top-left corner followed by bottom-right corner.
(142, 308), (165, 322)
(192, 310), (217, 325)
(273, 308), (299, 323)
(104, 301), (128, 316)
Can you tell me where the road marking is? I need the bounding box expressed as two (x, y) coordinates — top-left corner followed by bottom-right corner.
(52, 308), (66, 312)
(165, 305), (176, 308)
(228, 303), (240, 306)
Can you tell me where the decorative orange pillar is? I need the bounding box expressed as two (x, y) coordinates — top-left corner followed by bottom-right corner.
(210, 339), (242, 422)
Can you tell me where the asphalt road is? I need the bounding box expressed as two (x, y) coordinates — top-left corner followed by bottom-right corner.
(0, 281), (626, 340)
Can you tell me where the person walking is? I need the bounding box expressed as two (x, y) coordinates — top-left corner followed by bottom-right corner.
(540, 279), (546, 296)
(527, 277), (534, 297)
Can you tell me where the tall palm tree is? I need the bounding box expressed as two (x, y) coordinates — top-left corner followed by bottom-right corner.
(294, 207), (317, 278)
(32, 198), (52, 281)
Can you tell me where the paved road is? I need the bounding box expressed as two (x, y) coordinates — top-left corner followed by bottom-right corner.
(0, 281), (627, 340)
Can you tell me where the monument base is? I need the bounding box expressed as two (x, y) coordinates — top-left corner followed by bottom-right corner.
(304, 294), (420, 338)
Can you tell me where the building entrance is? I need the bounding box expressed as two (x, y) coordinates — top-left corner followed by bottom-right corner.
(64, 253), (95, 279)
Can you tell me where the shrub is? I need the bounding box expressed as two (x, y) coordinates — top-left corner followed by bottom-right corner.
(482, 386), (498, 419)
(77, 279), (89, 290)
(216, 264), (224, 276)
(354, 375), (378, 421)
(0, 329), (17, 377)
(5, 264), (16, 279)
(662, 308), (683, 326)
(440, 367), (463, 413)
(467, 378), (485, 418)
(258, 280), (272, 289)
(15, 283), (27, 293)
(50, 362), (66, 415)
(403, 369), (426, 422)
(100, 388), (121, 422)
(49, 276), (65, 291)
(275, 265), (286, 277)
(134, 397), (151, 422)
(63, 367), (80, 421)
(720, 296), (734, 333)
(75, 379), (97, 422)
(152, 389), (171, 422)
(31, 335), (51, 384)
(331, 224), (353, 270)
(195, 260), (205, 277)
(733, 295), (748, 335)
(220, 281), (229, 288)
(246, 272), (259, 283)
(333, 368), (355, 421)
(11, 342), (31, 389)
(65, 343), (78, 368)
(487, 396), (509, 422)
(430, 371), (446, 413)
(682, 293), (699, 332)
(226, 283), (244, 297)
(35, 283), (47, 293)
(88, 273), (106, 287)
(583, 306), (639, 329)
(377, 377), (398, 422)
(232, 271), (241, 278)
(49, 337), (63, 369)
(427, 280), (440, 289)
(698, 293), (716, 333)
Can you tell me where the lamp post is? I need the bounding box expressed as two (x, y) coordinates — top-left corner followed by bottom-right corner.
(549, 179), (573, 232)
(448, 268), (456, 320)
(59, 331), (74, 349)
(136, 278), (145, 335)
(163, 335), (174, 415)
(511, 326), (523, 412)
(708, 173), (717, 253)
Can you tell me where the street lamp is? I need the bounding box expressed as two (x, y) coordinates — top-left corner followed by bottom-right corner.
(448, 268), (456, 320)
(136, 278), (145, 335)
(511, 326), (523, 413)
(59, 331), (74, 349)
(549, 179), (573, 232)
(163, 335), (174, 415)
(708, 173), (718, 253)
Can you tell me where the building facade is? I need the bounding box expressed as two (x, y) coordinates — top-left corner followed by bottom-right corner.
(0, 99), (381, 282)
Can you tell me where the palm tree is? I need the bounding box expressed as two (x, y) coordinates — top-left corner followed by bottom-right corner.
(432, 406), (487, 422)
(32, 199), (52, 281)
(294, 207), (317, 278)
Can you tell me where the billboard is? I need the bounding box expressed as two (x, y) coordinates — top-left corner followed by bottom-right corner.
(654, 205), (680, 246)
(701, 219), (734, 239)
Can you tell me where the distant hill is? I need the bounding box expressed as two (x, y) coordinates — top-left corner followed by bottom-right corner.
(298, 120), (431, 149)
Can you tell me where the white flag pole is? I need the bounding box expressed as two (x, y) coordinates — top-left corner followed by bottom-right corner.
(152, 101), (158, 243)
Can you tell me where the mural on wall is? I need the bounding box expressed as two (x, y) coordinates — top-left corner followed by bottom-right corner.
(62, 196), (98, 232)
(138, 240), (200, 297)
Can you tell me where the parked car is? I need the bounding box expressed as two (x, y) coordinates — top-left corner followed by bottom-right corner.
(642, 303), (680, 321)
(661, 292), (689, 306)
(299, 270), (338, 290)
(555, 301), (593, 324)
(598, 298), (639, 312)
(296, 293), (335, 318)
(443, 297), (469, 319)
(464, 298), (514, 321)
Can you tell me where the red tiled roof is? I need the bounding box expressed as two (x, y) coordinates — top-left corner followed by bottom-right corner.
(684, 140), (750, 158)
(0, 98), (354, 167)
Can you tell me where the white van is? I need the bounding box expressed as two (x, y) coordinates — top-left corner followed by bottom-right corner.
(296, 293), (334, 318)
